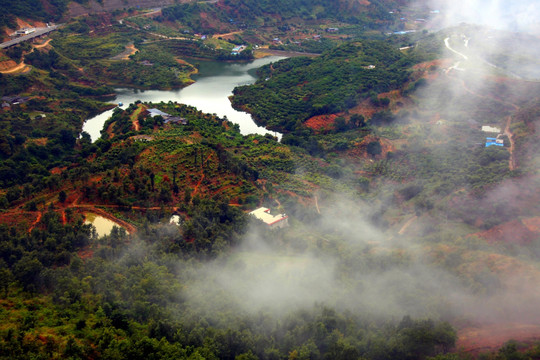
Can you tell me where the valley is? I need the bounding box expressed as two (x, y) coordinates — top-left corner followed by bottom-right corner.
(0, 1), (540, 359)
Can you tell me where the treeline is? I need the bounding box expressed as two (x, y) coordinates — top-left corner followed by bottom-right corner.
(159, 0), (399, 33)
(270, 38), (337, 54)
(159, 39), (253, 61)
(219, 0), (397, 25)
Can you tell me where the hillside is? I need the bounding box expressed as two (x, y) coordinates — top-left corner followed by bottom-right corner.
(66, 0), (180, 17)
(0, 101), (464, 359)
(231, 39), (430, 131)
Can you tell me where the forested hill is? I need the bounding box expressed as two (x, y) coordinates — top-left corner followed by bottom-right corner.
(2, 0), (406, 37)
(0, 0), (173, 32)
(0, 0), (67, 30)
(217, 0), (400, 22)
(231, 40), (427, 132)
(159, 0), (403, 33)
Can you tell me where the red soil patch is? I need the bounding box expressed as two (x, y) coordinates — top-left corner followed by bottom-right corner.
(33, 38), (52, 49)
(522, 217), (540, 233)
(105, 122), (115, 139)
(64, 192), (79, 205)
(212, 30), (242, 40)
(49, 166), (66, 175)
(471, 219), (538, 245)
(305, 114), (338, 131)
(28, 212), (42, 233)
(26, 138), (48, 147)
(305, 88), (411, 132)
(78, 248), (94, 260)
(0, 211), (39, 230)
(347, 135), (396, 160)
(457, 323), (540, 355)
(15, 18), (41, 29)
(0, 59), (17, 72)
(412, 59), (452, 71)
(348, 98), (380, 119)
(89, 175), (103, 183)
(411, 59), (453, 82)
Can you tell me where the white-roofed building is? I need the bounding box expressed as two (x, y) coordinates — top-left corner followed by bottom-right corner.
(147, 108), (170, 117)
(481, 125), (501, 133)
(249, 207), (289, 229)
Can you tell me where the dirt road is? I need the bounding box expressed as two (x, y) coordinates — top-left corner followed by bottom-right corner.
(0, 62), (28, 74)
(444, 37), (468, 60)
(33, 38), (52, 49)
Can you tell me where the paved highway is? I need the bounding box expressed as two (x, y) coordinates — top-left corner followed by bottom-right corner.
(0, 25), (61, 49)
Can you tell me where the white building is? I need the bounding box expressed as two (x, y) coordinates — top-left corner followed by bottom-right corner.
(249, 207), (288, 229)
(481, 125), (501, 133)
(147, 108), (170, 117)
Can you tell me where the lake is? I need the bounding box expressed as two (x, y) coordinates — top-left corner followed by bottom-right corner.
(82, 56), (286, 142)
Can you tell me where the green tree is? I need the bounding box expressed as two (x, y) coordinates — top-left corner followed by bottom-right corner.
(366, 141), (382, 157)
(59, 190), (67, 203)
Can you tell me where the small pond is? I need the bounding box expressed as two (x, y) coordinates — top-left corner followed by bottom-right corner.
(84, 213), (128, 238)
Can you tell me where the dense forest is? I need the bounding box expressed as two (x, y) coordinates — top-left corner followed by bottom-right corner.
(0, 207), (461, 360)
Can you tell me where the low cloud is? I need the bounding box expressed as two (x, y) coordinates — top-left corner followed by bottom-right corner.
(428, 0), (540, 34)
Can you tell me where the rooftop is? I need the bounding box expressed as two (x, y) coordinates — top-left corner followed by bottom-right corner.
(482, 125), (501, 133)
(249, 207), (288, 225)
(147, 108), (170, 117)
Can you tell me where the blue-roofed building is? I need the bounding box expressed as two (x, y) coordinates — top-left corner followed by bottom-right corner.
(231, 45), (246, 55)
(486, 137), (504, 147)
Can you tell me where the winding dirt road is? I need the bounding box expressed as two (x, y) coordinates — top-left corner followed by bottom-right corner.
(0, 62), (28, 74)
(444, 37), (468, 60)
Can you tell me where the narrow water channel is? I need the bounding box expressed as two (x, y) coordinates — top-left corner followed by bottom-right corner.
(82, 56), (286, 142)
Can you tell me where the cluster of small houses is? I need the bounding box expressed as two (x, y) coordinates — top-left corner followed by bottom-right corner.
(130, 108), (188, 142)
(146, 108), (188, 125)
(1, 96), (29, 110)
(481, 125), (505, 147)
